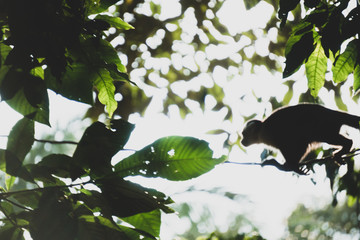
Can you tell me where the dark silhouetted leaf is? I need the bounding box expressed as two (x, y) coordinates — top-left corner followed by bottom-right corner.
(73, 119), (134, 176)
(96, 177), (174, 217)
(284, 31), (315, 78)
(7, 117), (34, 162)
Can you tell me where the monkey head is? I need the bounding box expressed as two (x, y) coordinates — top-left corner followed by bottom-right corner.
(241, 120), (262, 146)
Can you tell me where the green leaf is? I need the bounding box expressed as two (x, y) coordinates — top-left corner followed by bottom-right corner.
(45, 63), (94, 104)
(305, 41), (327, 97)
(284, 31), (315, 78)
(73, 120), (134, 176)
(0, 43), (12, 65)
(7, 117), (34, 162)
(97, 177), (174, 217)
(95, 15), (134, 30)
(6, 88), (50, 125)
(122, 210), (161, 238)
(0, 150), (34, 190)
(93, 69), (117, 118)
(79, 38), (127, 73)
(114, 136), (226, 181)
(354, 64), (360, 93)
(37, 154), (85, 180)
(332, 40), (358, 83)
(78, 215), (155, 240)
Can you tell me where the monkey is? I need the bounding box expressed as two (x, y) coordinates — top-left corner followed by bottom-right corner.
(241, 104), (360, 175)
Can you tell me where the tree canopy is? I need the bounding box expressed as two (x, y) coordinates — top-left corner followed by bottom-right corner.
(0, 0), (360, 239)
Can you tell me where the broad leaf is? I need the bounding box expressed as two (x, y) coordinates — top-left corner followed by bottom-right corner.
(284, 31), (315, 78)
(354, 64), (360, 93)
(96, 177), (174, 217)
(45, 63), (94, 105)
(0, 150), (34, 190)
(122, 210), (161, 238)
(305, 41), (327, 97)
(332, 40), (358, 83)
(95, 15), (134, 30)
(114, 136), (226, 181)
(6, 88), (49, 125)
(7, 117), (34, 162)
(37, 154), (85, 180)
(78, 215), (155, 240)
(73, 120), (134, 176)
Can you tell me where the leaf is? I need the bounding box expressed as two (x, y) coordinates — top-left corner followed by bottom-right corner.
(96, 177), (174, 217)
(93, 69), (117, 118)
(332, 40), (358, 83)
(37, 154), (85, 180)
(114, 136), (226, 181)
(354, 64), (360, 93)
(95, 15), (134, 30)
(6, 88), (50, 125)
(78, 215), (155, 240)
(0, 150), (34, 189)
(122, 210), (161, 238)
(305, 41), (327, 97)
(283, 31), (315, 78)
(0, 43), (12, 65)
(7, 117), (34, 162)
(73, 120), (134, 176)
(44, 63), (94, 104)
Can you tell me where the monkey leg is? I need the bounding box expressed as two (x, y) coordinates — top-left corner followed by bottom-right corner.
(329, 135), (353, 165)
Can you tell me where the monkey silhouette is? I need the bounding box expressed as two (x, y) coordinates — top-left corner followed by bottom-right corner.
(241, 104), (360, 174)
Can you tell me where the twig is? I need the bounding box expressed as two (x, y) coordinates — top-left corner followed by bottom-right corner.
(224, 161), (261, 166)
(34, 138), (78, 145)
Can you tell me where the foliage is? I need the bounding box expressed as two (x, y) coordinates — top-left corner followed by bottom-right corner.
(0, 0), (226, 239)
(0, 0), (360, 238)
(286, 202), (359, 239)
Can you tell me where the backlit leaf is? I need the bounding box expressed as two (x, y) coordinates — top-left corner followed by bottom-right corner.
(95, 15), (134, 30)
(354, 64), (360, 93)
(122, 210), (161, 238)
(332, 40), (358, 83)
(93, 69), (117, 118)
(305, 41), (327, 97)
(114, 136), (226, 181)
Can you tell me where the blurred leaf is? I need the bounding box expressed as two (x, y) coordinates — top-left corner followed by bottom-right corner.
(95, 15), (134, 30)
(0, 224), (24, 240)
(122, 209), (161, 238)
(114, 136), (226, 181)
(7, 117), (34, 162)
(332, 40), (358, 83)
(243, 0), (262, 10)
(305, 41), (327, 97)
(96, 177), (174, 217)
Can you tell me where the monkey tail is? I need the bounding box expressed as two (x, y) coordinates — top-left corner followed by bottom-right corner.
(343, 113), (360, 129)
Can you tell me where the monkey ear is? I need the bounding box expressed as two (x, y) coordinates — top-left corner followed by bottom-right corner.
(245, 119), (261, 128)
